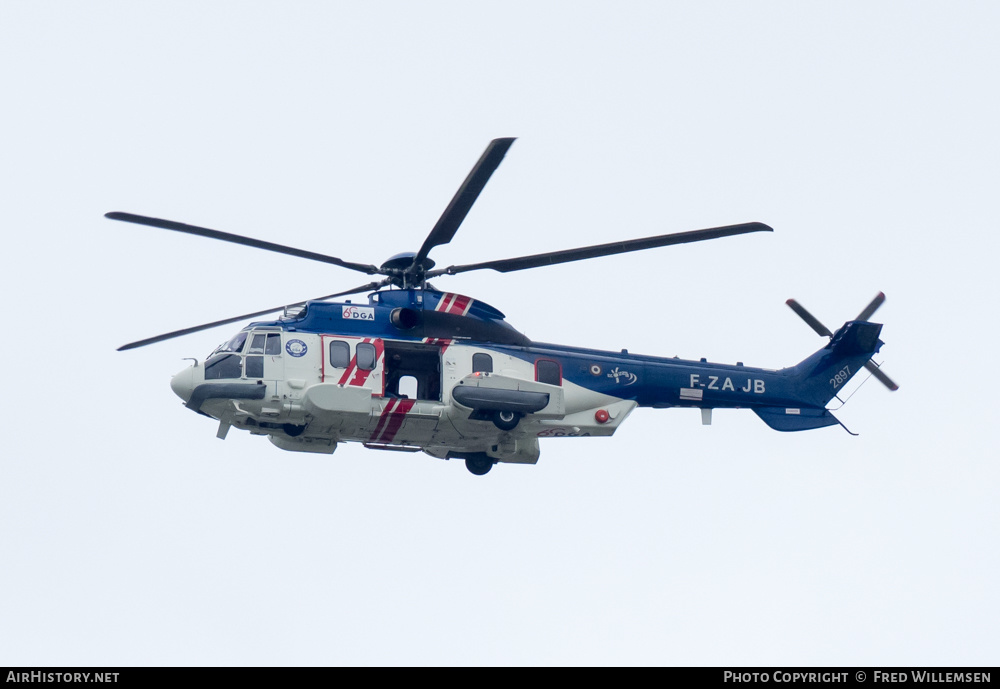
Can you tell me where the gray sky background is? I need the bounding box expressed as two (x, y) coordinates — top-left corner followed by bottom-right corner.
(1, 2), (997, 666)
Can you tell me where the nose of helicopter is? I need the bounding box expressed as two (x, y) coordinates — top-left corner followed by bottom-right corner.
(170, 365), (196, 403)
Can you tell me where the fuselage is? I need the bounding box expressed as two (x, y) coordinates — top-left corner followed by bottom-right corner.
(168, 288), (867, 465)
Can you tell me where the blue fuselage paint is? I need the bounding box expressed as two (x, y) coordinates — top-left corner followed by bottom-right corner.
(488, 342), (797, 409)
(247, 289), (878, 414)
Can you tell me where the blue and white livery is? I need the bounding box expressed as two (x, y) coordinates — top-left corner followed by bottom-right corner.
(107, 138), (897, 475)
(165, 288), (896, 475)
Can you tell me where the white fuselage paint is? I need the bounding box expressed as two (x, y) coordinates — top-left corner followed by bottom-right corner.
(175, 329), (636, 464)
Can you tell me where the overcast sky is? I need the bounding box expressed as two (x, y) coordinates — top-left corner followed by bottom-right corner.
(1, 1), (997, 666)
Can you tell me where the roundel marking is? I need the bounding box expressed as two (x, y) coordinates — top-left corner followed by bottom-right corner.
(285, 339), (308, 357)
(590, 364), (602, 376)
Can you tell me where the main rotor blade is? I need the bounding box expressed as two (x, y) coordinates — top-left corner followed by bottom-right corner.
(856, 292), (886, 321)
(106, 212), (380, 275)
(864, 360), (899, 391)
(117, 281), (387, 351)
(785, 299), (833, 338)
(428, 222), (772, 277)
(410, 138), (516, 270)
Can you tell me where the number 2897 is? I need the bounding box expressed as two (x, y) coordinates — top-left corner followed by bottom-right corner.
(830, 365), (851, 388)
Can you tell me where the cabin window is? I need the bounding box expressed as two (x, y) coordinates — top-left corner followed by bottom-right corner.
(472, 353), (493, 373)
(356, 342), (377, 371)
(204, 353), (243, 380)
(397, 375), (418, 399)
(329, 341), (351, 368)
(535, 359), (562, 386)
(244, 356), (264, 378)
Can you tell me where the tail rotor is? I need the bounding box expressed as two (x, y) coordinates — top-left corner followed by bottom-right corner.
(863, 360), (899, 391)
(786, 292), (899, 392)
(785, 299), (833, 338)
(855, 291), (887, 322)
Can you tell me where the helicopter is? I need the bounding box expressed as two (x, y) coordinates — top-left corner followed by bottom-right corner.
(107, 137), (897, 476)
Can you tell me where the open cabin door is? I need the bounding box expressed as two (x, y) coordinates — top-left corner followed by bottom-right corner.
(317, 337), (445, 446)
(364, 341), (445, 446)
(382, 341), (443, 402)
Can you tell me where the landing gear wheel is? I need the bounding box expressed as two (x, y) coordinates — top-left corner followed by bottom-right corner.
(465, 456), (494, 476)
(492, 410), (520, 431)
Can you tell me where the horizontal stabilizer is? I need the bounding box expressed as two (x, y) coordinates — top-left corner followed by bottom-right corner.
(753, 406), (840, 432)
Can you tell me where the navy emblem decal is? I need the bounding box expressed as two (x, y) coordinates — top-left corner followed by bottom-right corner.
(285, 339), (308, 357)
(607, 366), (637, 385)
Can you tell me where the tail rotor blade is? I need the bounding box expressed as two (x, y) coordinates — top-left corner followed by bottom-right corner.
(864, 360), (899, 391)
(857, 292), (886, 321)
(786, 299), (833, 338)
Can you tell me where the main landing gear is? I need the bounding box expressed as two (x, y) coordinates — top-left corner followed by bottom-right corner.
(463, 454), (495, 476)
(282, 424), (306, 437)
(491, 410), (520, 431)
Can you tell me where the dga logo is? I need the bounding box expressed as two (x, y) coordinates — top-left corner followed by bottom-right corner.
(342, 305), (376, 321)
(607, 366), (637, 386)
(285, 339), (308, 357)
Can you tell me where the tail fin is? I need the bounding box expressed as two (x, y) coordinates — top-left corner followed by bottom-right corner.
(788, 320), (885, 407)
(752, 293), (898, 432)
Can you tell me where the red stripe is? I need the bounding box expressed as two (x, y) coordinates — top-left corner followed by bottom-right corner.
(436, 293), (455, 312)
(350, 338), (383, 388)
(330, 336), (367, 385)
(377, 399), (415, 443)
(436, 292), (473, 315)
(337, 356), (357, 385)
(369, 398), (415, 443)
(370, 398), (399, 441)
(339, 338), (379, 386)
(449, 294), (471, 315)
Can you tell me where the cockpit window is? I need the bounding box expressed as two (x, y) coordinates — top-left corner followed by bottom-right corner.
(248, 334), (266, 354)
(248, 333), (282, 355)
(205, 353), (243, 380)
(218, 332), (248, 354)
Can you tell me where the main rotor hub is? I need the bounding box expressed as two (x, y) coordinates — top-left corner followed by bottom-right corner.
(380, 252), (435, 288)
(380, 252), (435, 273)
